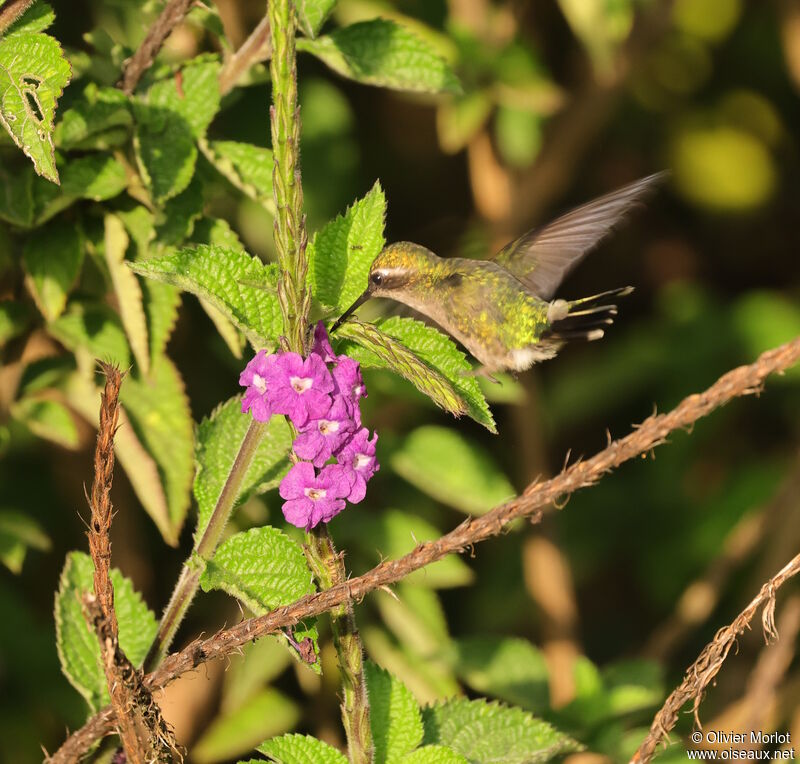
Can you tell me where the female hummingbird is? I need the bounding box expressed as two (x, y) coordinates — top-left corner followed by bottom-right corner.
(331, 173), (664, 377)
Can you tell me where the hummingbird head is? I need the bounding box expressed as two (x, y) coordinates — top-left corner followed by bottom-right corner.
(330, 242), (437, 332)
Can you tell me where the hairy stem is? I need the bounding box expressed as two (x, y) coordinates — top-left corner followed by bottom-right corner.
(305, 527), (374, 764)
(0, 0), (34, 35)
(143, 419), (267, 671)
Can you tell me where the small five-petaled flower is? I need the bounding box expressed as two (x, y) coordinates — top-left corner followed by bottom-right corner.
(240, 323), (379, 530)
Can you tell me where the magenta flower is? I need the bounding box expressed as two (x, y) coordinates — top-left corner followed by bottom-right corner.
(311, 320), (337, 363)
(337, 427), (379, 503)
(293, 397), (357, 467)
(240, 350), (272, 422)
(265, 351), (333, 427)
(279, 461), (353, 530)
(332, 355), (366, 423)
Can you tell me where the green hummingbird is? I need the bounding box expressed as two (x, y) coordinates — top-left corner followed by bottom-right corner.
(331, 173), (664, 376)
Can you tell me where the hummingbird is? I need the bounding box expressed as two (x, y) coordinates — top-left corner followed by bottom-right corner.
(331, 173), (664, 377)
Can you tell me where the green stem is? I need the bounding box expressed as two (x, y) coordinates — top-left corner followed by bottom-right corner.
(305, 526), (374, 764)
(143, 419), (267, 671)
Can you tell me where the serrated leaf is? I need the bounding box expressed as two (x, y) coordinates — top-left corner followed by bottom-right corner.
(11, 396), (79, 449)
(48, 301), (131, 367)
(0, 509), (51, 574)
(297, 20), (460, 94)
(337, 317), (496, 432)
(55, 551), (158, 713)
(193, 688), (301, 764)
(130, 245), (283, 349)
(120, 356), (193, 543)
(54, 83), (131, 150)
(401, 746), (468, 764)
(0, 300), (33, 345)
(297, 0), (337, 38)
(391, 426), (513, 514)
(61, 154), (127, 200)
(203, 139), (273, 208)
(22, 219), (83, 321)
(421, 698), (581, 764)
(308, 181), (385, 312)
(104, 214), (149, 374)
(0, 31), (72, 182)
(200, 526), (315, 612)
(366, 661), (424, 763)
(7, 2), (55, 35)
(194, 397), (292, 542)
(256, 733), (348, 764)
(449, 637), (549, 713)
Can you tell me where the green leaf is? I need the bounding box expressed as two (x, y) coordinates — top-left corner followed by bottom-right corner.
(48, 301), (131, 367)
(366, 661), (424, 764)
(61, 154), (127, 200)
(194, 397), (292, 543)
(0, 31), (72, 182)
(22, 219), (83, 321)
(401, 746), (468, 764)
(338, 317), (496, 432)
(55, 551), (158, 713)
(0, 163), (34, 225)
(156, 176), (204, 245)
(391, 426), (513, 514)
(297, 0), (337, 38)
(449, 637), (549, 713)
(200, 526), (316, 614)
(421, 698), (581, 764)
(104, 214), (150, 374)
(495, 106), (541, 169)
(223, 638), (292, 714)
(193, 689), (301, 764)
(436, 91), (492, 154)
(121, 356), (194, 544)
(308, 181), (385, 312)
(7, 2), (55, 35)
(0, 509), (51, 574)
(54, 83), (131, 151)
(297, 20), (460, 94)
(129, 245), (283, 349)
(203, 139), (273, 208)
(11, 396), (79, 449)
(256, 733), (348, 764)
(0, 300), (33, 345)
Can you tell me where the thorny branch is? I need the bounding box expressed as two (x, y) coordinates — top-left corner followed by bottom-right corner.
(631, 550), (800, 763)
(47, 335), (800, 763)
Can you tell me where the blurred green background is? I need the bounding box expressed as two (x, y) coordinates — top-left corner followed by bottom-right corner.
(3, 0), (800, 762)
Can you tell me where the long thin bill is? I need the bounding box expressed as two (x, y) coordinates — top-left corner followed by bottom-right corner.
(329, 288), (371, 333)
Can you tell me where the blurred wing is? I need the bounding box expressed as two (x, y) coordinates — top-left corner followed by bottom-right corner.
(492, 172), (665, 299)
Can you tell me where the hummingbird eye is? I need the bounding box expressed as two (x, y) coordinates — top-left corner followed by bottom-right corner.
(370, 272), (384, 287)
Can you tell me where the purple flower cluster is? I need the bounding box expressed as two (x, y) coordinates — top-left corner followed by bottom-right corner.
(240, 323), (379, 530)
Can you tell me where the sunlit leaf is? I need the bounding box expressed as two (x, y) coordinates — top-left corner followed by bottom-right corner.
(256, 733), (348, 764)
(297, 0), (337, 38)
(10, 396), (79, 449)
(49, 301), (131, 368)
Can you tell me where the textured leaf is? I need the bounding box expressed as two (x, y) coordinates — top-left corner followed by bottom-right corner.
(130, 245), (283, 349)
(48, 301), (131, 367)
(449, 637), (550, 713)
(22, 219), (83, 321)
(391, 426), (513, 514)
(421, 698), (581, 764)
(61, 154), (127, 201)
(308, 181), (385, 312)
(193, 689), (301, 764)
(104, 214), (149, 374)
(194, 397), (292, 542)
(366, 661), (424, 763)
(203, 140), (273, 208)
(0, 509), (51, 574)
(7, 2), (55, 35)
(54, 83), (131, 150)
(121, 356), (194, 544)
(0, 31), (72, 182)
(297, 0), (337, 38)
(337, 317), (496, 432)
(297, 20), (460, 94)
(11, 396), (79, 449)
(401, 747), (468, 764)
(55, 551), (158, 713)
(256, 733), (348, 764)
(0, 300), (33, 345)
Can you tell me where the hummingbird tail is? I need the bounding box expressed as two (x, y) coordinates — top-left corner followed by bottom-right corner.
(543, 286), (633, 343)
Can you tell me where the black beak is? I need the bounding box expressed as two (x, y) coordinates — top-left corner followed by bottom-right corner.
(330, 288), (371, 334)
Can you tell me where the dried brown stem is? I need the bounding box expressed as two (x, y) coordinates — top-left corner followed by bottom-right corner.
(0, 0), (35, 35)
(47, 335), (800, 763)
(218, 15), (272, 96)
(119, 0), (194, 95)
(631, 549), (800, 763)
